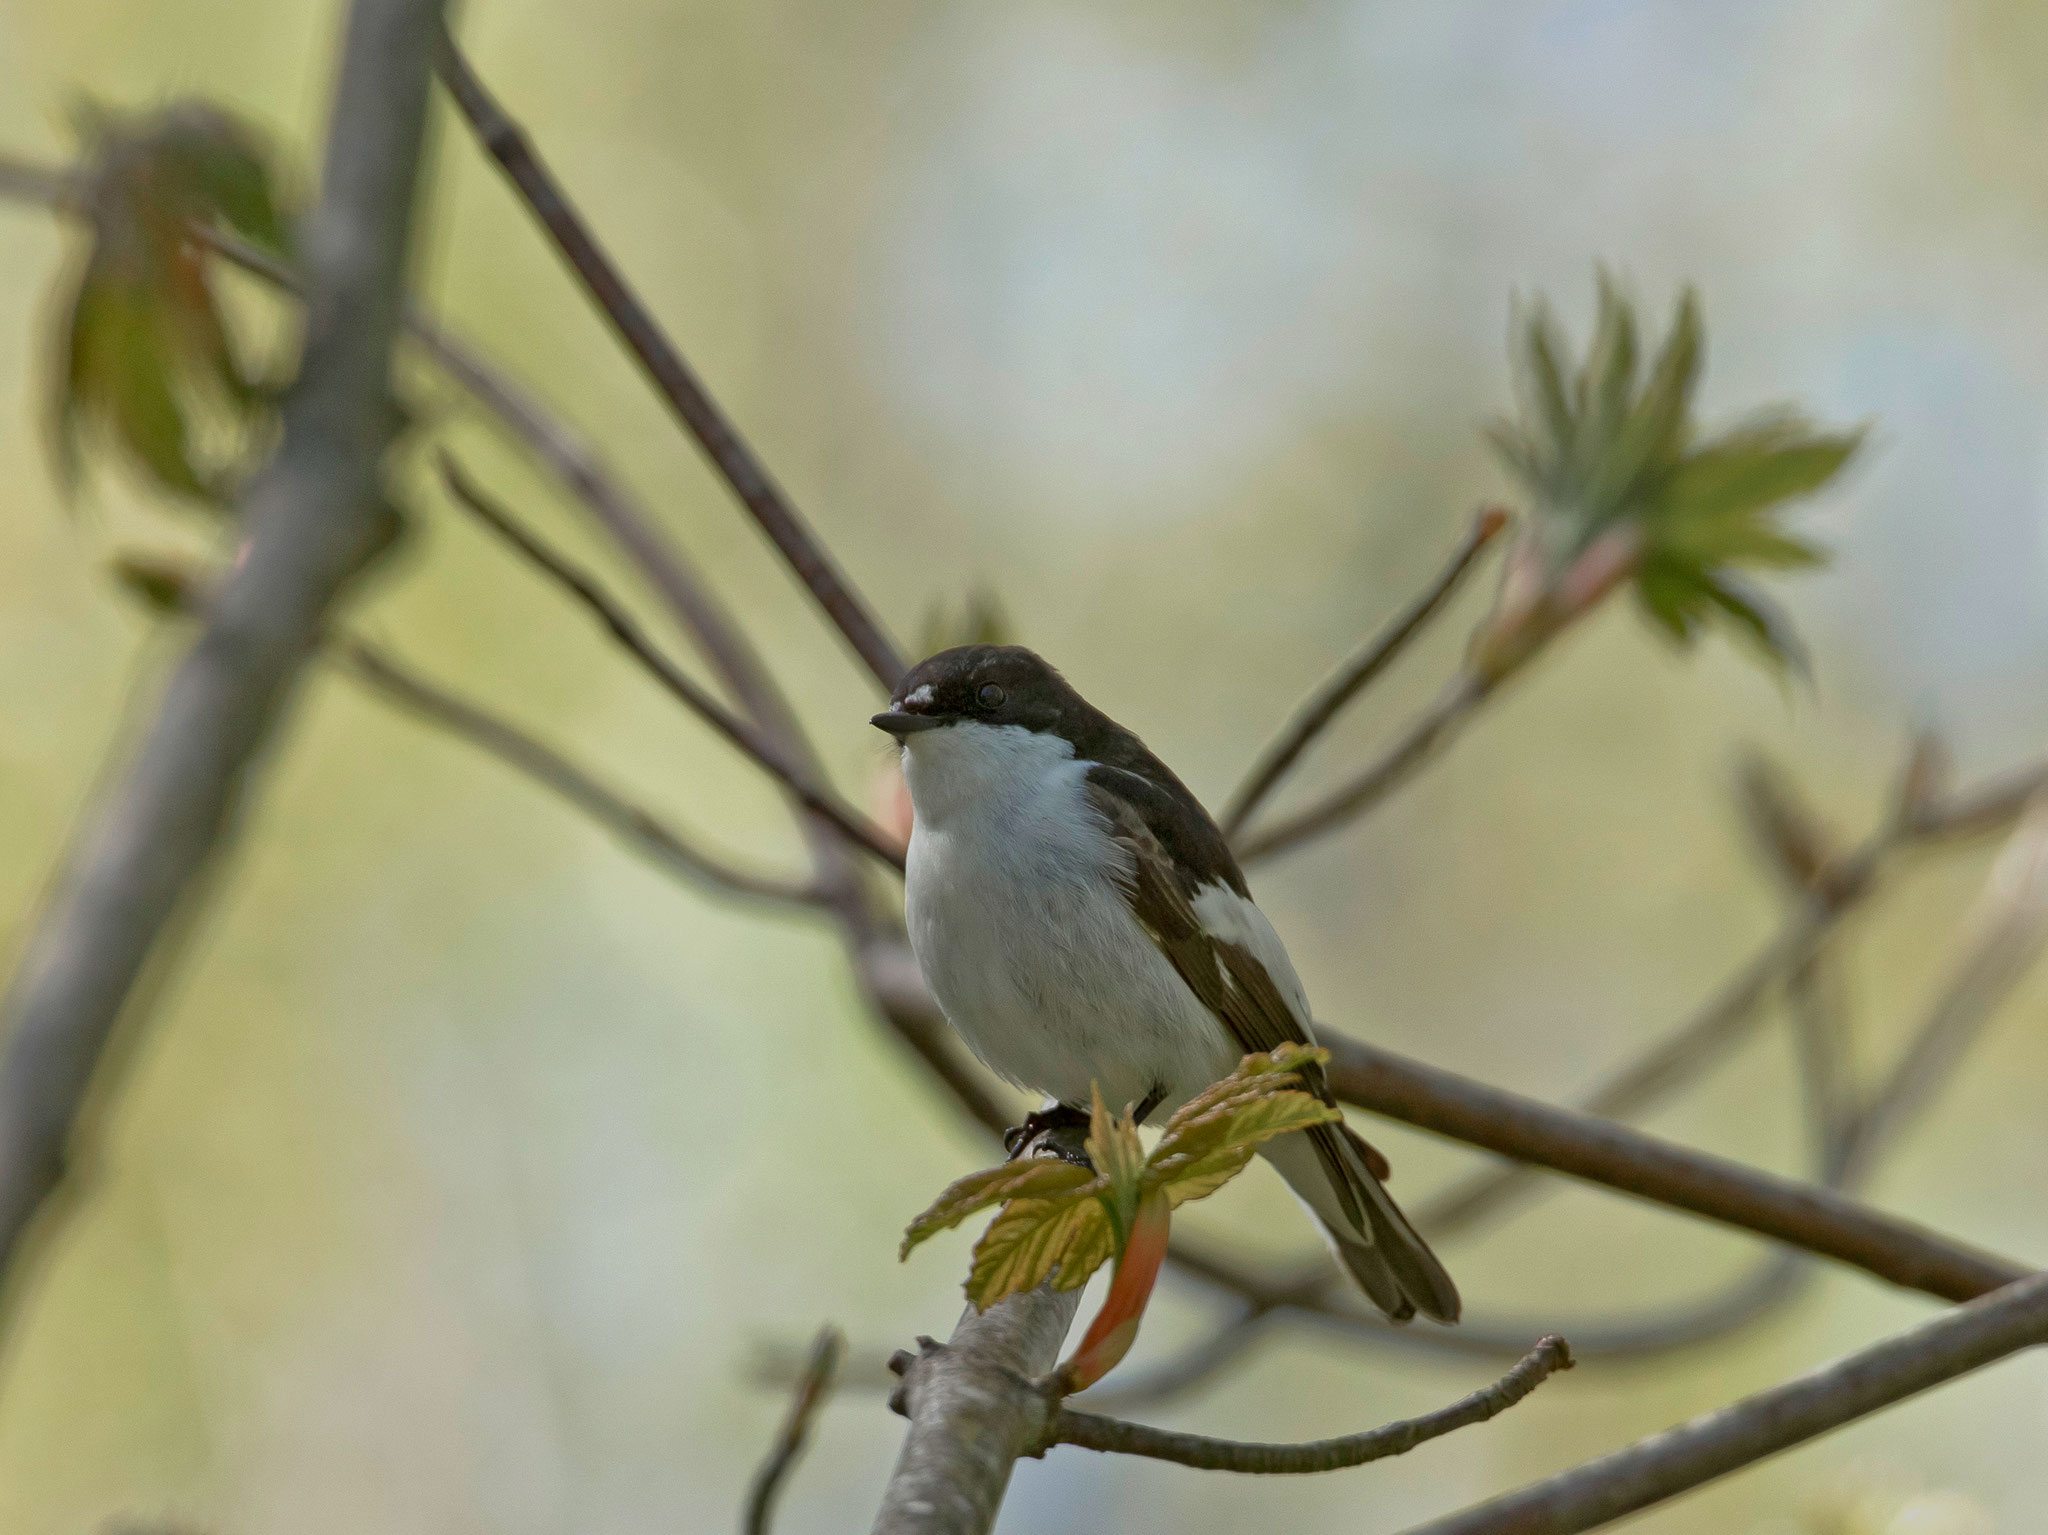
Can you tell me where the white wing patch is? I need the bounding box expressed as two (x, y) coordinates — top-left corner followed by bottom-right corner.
(1189, 881), (1318, 1042)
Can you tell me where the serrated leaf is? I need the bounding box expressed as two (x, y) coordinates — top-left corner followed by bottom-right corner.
(50, 99), (292, 509)
(1487, 275), (1857, 669)
(900, 1158), (1096, 1260)
(965, 1195), (1112, 1311)
(1149, 1091), (1341, 1209)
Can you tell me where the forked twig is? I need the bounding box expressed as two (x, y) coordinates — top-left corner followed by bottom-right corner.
(436, 454), (906, 872)
(335, 638), (821, 906)
(1222, 507), (1509, 837)
(1235, 671), (1492, 863)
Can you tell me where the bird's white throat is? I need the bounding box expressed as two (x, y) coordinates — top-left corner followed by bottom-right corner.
(897, 720), (1081, 829)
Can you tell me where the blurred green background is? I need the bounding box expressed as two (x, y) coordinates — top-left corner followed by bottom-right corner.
(2, 2), (2047, 1532)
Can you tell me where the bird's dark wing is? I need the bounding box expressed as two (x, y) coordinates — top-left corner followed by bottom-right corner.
(1082, 766), (1387, 1217)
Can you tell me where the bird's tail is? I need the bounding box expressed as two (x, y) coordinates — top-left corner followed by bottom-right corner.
(1260, 1122), (1461, 1325)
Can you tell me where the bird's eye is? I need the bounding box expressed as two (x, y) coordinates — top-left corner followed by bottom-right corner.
(977, 683), (1006, 709)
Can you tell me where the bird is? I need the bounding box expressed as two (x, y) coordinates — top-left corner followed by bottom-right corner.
(872, 643), (1459, 1325)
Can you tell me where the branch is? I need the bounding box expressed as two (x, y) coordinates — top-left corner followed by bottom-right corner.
(744, 1324), (843, 1535)
(1399, 1270), (2048, 1535)
(1220, 507), (1509, 837)
(1845, 796), (2048, 1180)
(436, 454), (907, 873)
(872, 1287), (1085, 1535)
(0, 0), (446, 1287)
(0, 154), (72, 209)
(1044, 1334), (1570, 1472)
(1320, 1030), (2030, 1303)
(1235, 671), (1493, 863)
(434, 32), (908, 691)
(1409, 754), (2048, 1240)
(333, 637), (821, 906)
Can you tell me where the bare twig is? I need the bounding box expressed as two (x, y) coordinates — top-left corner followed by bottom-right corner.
(1221, 508), (1510, 837)
(873, 1287), (1085, 1535)
(1235, 671), (1492, 863)
(0, 154), (72, 209)
(0, 0), (447, 1291)
(1319, 1029), (2029, 1303)
(1400, 1270), (2048, 1535)
(744, 1324), (843, 1535)
(436, 454), (907, 872)
(334, 638), (820, 906)
(434, 32), (907, 691)
(1845, 797), (2048, 1180)
(1044, 1335), (1570, 1472)
(1409, 756), (2048, 1240)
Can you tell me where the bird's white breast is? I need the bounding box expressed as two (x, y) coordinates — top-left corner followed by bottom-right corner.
(899, 724), (1240, 1112)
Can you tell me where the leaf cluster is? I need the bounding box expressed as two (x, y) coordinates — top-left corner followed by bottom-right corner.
(53, 101), (290, 507)
(1486, 276), (1862, 666)
(902, 1045), (1340, 1312)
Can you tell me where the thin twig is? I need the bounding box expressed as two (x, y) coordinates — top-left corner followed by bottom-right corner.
(1222, 508), (1509, 837)
(1409, 756), (2048, 1241)
(198, 221), (826, 778)
(0, 0), (448, 1294)
(1044, 1335), (1571, 1472)
(334, 638), (821, 906)
(744, 1325), (843, 1535)
(1235, 671), (1493, 863)
(436, 454), (907, 873)
(1845, 796), (2048, 1181)
(434, 31), (907, 690)
(1399, 1271), (2048, 1535)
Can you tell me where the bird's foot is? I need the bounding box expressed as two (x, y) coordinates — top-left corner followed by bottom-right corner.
(1004, 1103), (1093, 1168)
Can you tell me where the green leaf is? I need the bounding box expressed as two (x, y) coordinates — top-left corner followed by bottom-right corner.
(900, 1157), (1096, 1260)
(966, 1195), (1113, 1310)
(50, 99), (292, 509)
(1486, 274), (1859, 669)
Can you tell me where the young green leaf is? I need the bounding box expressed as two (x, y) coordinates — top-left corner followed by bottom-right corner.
(899, 1157), (1096, 1261)
(51, 100), (291, 510)
(1483, 276), (1860, 669)
(904, 1044), (1349, 1337)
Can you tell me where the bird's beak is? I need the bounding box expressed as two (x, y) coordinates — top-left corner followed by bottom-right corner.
(871, 710), (945, 736)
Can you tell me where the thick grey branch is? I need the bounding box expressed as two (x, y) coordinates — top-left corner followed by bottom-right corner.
(1400, 1271), (2048, 1535)
(871, 1288), (1084, 1535)
(0, 0), (446, 1287)
(1045, 1334), (1570, 1472)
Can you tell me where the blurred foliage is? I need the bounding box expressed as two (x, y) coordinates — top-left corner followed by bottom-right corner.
(901, 1045), (1338, 1312)
(1477, 277), (1862, 675)
(52, 101), (289, 509)
(914, 587), (1011, 659)
(1799, 1478), (1995, 1535)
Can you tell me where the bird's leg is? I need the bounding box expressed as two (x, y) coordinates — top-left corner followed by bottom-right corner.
(1132, 1083), (1167, 1125)
(1004, 1102), (1093, 1167)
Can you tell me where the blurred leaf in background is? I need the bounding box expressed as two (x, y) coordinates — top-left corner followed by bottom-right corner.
(51, 101), (290, 510)
(1476, 276), (1863, 676)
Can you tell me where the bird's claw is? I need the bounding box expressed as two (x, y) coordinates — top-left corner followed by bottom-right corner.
(1004, 1103), (1094, 1168)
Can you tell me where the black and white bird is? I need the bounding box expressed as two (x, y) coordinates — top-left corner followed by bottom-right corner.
(872, 644), (1460, 1325)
